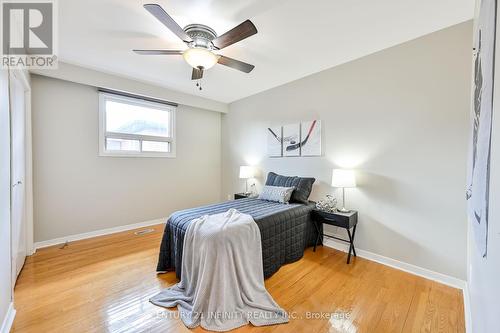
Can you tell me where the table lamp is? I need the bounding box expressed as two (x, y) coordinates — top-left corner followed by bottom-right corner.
(331, 169), (356, 213)
(239, 166), (255, 194)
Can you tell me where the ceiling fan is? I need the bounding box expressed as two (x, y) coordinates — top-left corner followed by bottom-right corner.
(134, 4), (257, 88)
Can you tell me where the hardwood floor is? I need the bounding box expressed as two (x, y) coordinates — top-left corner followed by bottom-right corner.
(12, 224), (465, 333)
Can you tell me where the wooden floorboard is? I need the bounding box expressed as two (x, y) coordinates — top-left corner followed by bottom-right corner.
(12, 224), (465, 333)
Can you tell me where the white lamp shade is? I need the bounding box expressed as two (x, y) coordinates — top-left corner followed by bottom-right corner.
(331, 169), (356, 188)
(239, 166), (255, 179)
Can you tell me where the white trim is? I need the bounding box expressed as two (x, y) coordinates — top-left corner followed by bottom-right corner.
(0, 302), (16, 333)
(322, 238), (467, 290)
(8, 69), (34, 256)
(463, 282), (472, 333)
(18, 70), (34, 256)
(8, 68), (33, 286)
(98, 92), (176, 158)
(24, 81), (34, 256)
(105, 132), (173, 143)
(34, 218), (166, 251)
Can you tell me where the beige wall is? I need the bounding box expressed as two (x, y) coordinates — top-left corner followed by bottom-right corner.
(31, 75), (222, 242)
(222, 22), (473, 279)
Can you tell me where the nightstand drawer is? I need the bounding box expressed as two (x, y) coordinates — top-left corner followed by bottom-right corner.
(312, 210), (357, 229)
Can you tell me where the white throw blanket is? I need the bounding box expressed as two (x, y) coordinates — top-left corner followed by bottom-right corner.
(150, 209), (289, 331)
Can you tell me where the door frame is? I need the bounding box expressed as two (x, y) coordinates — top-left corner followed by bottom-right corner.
(9, 69), (33, 259)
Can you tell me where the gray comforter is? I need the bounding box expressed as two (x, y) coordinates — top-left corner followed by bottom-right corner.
(157, 198), (317, 279)
(151, 209), (289, 331)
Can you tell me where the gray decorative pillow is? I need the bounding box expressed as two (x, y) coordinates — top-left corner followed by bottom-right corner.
(265, 172), (315, 204)
(258, 185), (295, 204)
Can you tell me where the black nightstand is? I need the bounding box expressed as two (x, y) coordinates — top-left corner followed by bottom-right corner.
(311, 209), (358, 264)
(234, 193), (252, 200)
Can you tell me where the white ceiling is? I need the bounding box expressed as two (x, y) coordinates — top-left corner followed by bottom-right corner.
(59, 0), (474, 104)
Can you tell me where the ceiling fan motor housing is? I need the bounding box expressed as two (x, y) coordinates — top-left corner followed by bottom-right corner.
(184, 24), (218, 50)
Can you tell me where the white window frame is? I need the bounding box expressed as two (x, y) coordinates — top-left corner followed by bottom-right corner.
(98, 92), (176, 158)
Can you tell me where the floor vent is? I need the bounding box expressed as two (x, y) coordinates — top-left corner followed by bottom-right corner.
(134, 228), (155, 236)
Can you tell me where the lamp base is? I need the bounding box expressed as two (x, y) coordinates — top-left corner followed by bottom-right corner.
(337, 207), (352, 213)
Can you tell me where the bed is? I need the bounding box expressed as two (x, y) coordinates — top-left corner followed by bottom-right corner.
(156, 197), (318, 279)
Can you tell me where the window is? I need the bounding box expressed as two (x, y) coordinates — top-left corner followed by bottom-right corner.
(98, 91), (176, 157)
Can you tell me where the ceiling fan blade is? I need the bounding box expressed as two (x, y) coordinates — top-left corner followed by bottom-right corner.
(144, 4), (192, 43)
(217, 56), (255, 73)
(191, 67), (204, 80)
(212, 20), (257, 49)
(133, 49), (184, 55)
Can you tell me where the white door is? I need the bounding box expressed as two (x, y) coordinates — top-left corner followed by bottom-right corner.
(10, 72), (27, 283)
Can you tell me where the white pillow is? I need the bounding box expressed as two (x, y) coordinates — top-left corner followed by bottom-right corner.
(258, 185), (295, 203)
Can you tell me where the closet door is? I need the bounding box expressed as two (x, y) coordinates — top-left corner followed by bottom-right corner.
(10, 72), (27, 283)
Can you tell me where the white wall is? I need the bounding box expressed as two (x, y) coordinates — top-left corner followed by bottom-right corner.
(467, 2), (500, 331)
(31, 74), (222, 242)
(0, 70), (13, 330)
(222, 22), (473, 280)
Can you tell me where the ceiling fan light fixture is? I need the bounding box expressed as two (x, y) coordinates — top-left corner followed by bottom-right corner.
(183, 48), (218, 70)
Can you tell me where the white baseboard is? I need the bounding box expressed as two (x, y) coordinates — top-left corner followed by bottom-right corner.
(34, 218), (166, 251)
(1, 302), (16, 333)
(322, 238), (467, 290)
(463, 282), (472, 333)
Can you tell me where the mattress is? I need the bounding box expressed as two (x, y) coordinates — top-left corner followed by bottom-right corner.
(157, 198), (318, 279)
